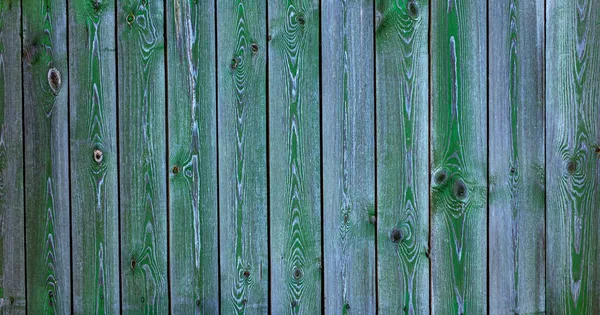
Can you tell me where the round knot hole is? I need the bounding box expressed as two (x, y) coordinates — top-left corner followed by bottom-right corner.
(567, 161), (577, 174)
(127, 13), (135, 25)
(172, 165), (179, 175)
(390, 228), (403, 243)
(433, 170), (448, 185)
(293, 268), (303, 280)
(243, 270), (250, 278)
(296, 15), (305, 25)
(453, 180), (468, 200)
(93, 149), (103, 163)
(408, 1), (419, 18)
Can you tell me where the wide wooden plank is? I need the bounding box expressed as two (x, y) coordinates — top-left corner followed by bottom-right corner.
(488, 0), (545, 313)
(322, 1), (375, 314)
(22, 0), (71, 312)
(217, 0), (269, 313)
(546, 0), (600, 312)
(0, 0), (25, 312)
(117, 0), (168, 312)
(375, 0), (429, 313)
(268, 1), (322, 313)
(167, 0), (219, 313)
(430, 0), (487, 312)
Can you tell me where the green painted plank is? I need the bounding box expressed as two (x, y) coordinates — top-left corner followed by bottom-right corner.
(375, 0), (429, 313)
(546, 0), (600, 312)
(22, 0), (71, 312)
(167, 0), (219, 313)
(117, 0), (168, 312)
(0, 0), (25, 312)
(217, 0), (268, 313)
(268, 1), (321, 313)
(322, 1), (375, 314)
(488, 0), (545, 313)
(430, 0), (487, 313)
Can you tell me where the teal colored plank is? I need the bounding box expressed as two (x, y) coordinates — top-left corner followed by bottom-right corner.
(322, 0), (375, 314)
(546, 0), (600, 312)
(430, 0), (487, 313)
(167, 0), (219, 313)
(117, 0), (168, 312)
(22, 0), (71, 312)
(375, 0), (430, 313)
(217, 0), (269, 313)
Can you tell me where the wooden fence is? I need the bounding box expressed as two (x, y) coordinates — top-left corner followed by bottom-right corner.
(0, 0), (599, 313)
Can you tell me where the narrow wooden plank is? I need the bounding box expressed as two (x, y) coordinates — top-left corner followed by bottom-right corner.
(430, 0), (487, 312)
(0, 0), (25, 312)
(167, 0), (219, 313)
(488, 0), (545, 313)
(117, 0), (168, 312)
(22, 0), (71, 312)
(546, 0), (600, 312)
(69, 0), (120, 312)
(322, 1), (375, 314)
(375, 0), (429, 313)
(217, 0), (269, 313)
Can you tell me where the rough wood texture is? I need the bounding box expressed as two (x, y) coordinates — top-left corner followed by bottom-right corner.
(430, 0), (487, 313)
(322, 1), (375, 314)
(22, 0), (71, 312)
(546, 0), (600, 312)
(167, 0), (219, 313)
(117, 0), (168, 312)
(69, 0), (120, 312)
(268, 1), (322, 313)
(0, 0), (25, 312)
(217, 0), (269, 313)
(488, 0), (545, 313)
(375, 0), (429, 313)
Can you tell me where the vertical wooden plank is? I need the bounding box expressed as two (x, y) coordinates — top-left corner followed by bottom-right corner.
(167, 0), (219, 313)
(430, 0), (487, 313)
(546, 0), (600, 312)
(375, 0), (429, 313)
(322, 0), (375, 314)
(217, 0), (269, 313)
(488, 0), (545, 313)
(22, 0), (71, 312)
(268, 0), (321, 313)
(0, 0), (25, 312)
(117, 0), (168, 312)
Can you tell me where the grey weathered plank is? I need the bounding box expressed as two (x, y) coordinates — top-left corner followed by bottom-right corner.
(268, 0), (322, 313)
(217, 0), (269, 313)
(546, 0), (600, 312)
(117, 0), (168, 312)
(375, 0), (429, 313)
(22, 0), (71, 312)
(322, 1), (375, 314)
(430, 0), (487, 313)
(167, 0), (219, 313)
(488, 0), (545, 313)
(0, 0), (25, 312)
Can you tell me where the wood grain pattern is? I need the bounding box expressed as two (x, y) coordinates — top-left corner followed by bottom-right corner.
(217, 0), (269, 313)
(546, 0), (600, 312)
(0, 0), (25, 312)
(430, 0), (487, 313)
(69, 0), (120, 312)
(117, 0), (168, 312)
(488, 0), (545, 313)
(22, 0), (71, 312)
(375, 0), (429, 313)
(268, 0), (322, 313)
(167, 0), (219, 313)
(322, 1), (375, 314)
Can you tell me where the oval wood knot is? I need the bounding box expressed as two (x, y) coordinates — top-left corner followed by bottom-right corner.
(93, 149), (103, 163)
(47, 68), (62, 95)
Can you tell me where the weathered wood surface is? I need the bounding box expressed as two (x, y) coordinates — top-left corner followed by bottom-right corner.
(375, 0), (429, 313)
(22, 0), (71, 313)
(488, 0), (545, 313)
(430, 0), (487, 313)
(546, 0), (600, 313)
(167, 0), (219, 313)
(269, 1), (322, 313)
(69, 0), (120, 313)
(0, 0), (25, 312)
(217, 0), (269, 313)
(117, 0), (168, 312)
(322, 1), (375, 314)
